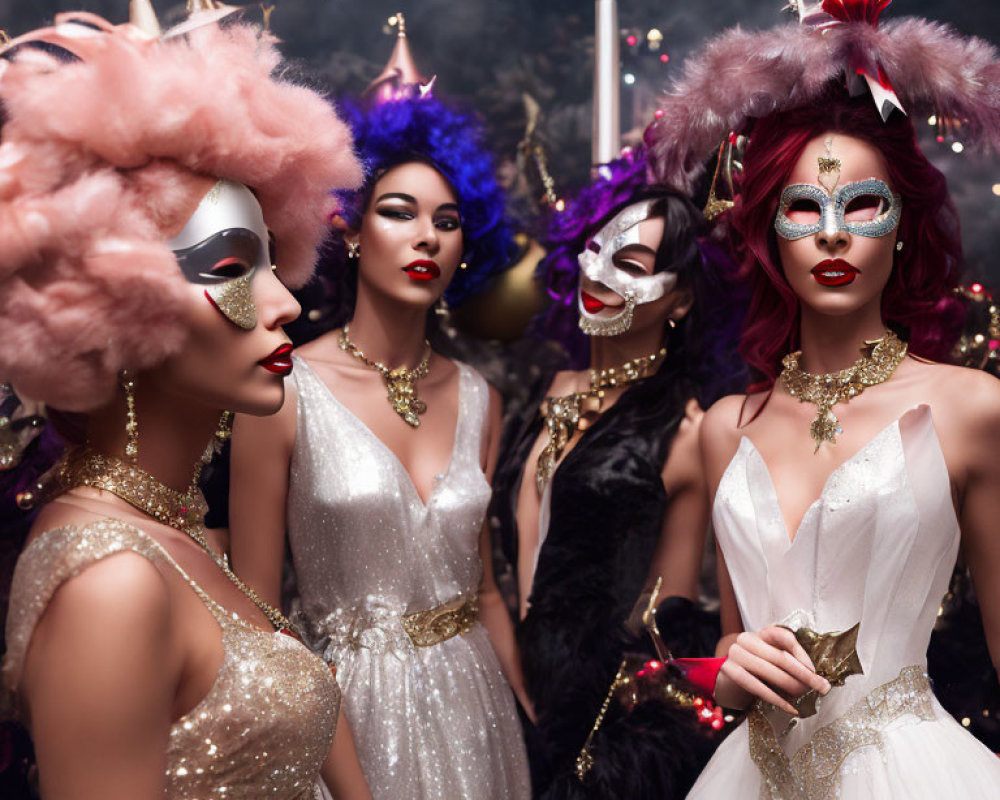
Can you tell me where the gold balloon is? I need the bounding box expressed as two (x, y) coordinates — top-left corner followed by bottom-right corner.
(451, 234), (549, 342)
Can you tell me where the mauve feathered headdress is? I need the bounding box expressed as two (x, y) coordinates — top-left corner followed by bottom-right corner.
(645, 0), (1000, 192)
(0, 12), (361, 411)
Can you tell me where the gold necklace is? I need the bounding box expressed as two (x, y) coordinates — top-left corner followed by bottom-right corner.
(54, 446), (296, 635)
(536, 346), (667, 494)
(338, 323), (432, 427)
(780, 330), (908, 452)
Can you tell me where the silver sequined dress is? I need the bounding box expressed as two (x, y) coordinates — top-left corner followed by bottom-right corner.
(287, 356), (531, 800)
(3, 518), (339, 800)
(687, 406), (1000, 799)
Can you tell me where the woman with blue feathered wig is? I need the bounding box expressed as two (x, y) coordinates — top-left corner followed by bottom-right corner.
(229, 90), (531, 799)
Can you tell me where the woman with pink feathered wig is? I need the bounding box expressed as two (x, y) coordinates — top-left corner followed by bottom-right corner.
(0, 9), (373, 799)
(644, 1), (1000, 798)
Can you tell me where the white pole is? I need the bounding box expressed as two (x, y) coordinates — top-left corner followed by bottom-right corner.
(592, 0), (620, 166)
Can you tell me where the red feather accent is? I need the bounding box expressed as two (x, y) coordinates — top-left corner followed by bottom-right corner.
(821, 0), (892, 26)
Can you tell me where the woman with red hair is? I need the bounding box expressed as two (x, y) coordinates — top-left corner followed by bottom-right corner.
(646, 3), (1000, 798)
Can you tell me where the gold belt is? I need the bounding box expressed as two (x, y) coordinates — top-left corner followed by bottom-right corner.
(750, 665), (934, 800)
(401, 596), (478, 647)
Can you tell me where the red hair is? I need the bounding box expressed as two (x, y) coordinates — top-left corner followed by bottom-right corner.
(728, 91), (964, 391)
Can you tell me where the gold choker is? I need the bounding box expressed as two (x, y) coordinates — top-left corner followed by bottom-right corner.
(536, 347), (667, 493)
(779, 331), (907, 451)
(54, 447), (295, 635)
(338, 323), (432, 427)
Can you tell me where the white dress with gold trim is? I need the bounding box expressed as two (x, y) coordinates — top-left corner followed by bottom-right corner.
(687, 406), (1000, 799)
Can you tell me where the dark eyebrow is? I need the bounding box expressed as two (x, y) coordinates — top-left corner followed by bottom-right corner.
(616, 243), (656, 257)
(436, 203), (460, 214)
(375, 192), (416, 204)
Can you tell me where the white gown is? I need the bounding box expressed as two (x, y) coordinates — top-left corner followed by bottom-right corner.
(687, 405), (1000, 800)
(285, 357), (531, 800)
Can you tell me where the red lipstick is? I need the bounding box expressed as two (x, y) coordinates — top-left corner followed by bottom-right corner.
(811, 259), (859, 287)
(580, 290), (606, 313)
(259, 343), (293, 376)
(402, 260), (441, 282)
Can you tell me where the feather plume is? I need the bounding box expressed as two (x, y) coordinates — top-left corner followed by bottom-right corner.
(646, 18), (1000, 191)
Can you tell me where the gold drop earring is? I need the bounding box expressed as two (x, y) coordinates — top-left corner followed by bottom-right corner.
(120, 370), (139, 464)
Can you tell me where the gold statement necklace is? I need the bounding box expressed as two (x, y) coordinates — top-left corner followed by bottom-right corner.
(536, 347), (667, 494)
(338, 323), (432, 427)
(54, 405), (295, 635)
(779, 330), (908, 452)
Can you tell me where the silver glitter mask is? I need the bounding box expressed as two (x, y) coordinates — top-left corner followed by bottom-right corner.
(775, 178), (902, 242)
(168, 180), (270, 330)
(577, 199), (677, 337)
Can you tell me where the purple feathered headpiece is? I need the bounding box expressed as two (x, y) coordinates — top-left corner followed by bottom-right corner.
(645, 3), (1000, 191)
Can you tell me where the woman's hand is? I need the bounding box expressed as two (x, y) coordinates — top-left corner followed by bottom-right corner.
(715, 626), (831, 714)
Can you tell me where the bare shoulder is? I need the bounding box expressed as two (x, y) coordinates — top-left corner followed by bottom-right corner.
(700, 393), (757, 492)
(486, 381), (503, 417)
(546, 369), (585, 397)
(663, 397), (707, 486)
(46, 550), (171, 624)
(672, 397), (706, 456)
(701, 393), (752, 449)
(908, 359), (1000, 425)
(20, 546), (178, 753)
(22, 549), (172, 692)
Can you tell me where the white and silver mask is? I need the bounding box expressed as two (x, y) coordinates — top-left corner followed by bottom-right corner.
(576, 199), (676, 337)
(775, 178), (902, 241)
(774, 139), (901, 242)
(168, 179), (270, 330)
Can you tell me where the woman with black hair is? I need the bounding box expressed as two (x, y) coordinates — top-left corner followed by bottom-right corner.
(489, 150), (741, 799)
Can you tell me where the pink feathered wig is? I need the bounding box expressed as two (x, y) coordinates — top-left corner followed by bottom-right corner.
(645, 8), (1000, 192)
(0, 13), (361, 411)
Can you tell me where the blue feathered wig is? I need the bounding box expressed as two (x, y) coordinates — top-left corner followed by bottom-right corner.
(324, 95), (513, 308)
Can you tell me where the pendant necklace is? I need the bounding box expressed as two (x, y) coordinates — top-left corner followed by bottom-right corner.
(536, 346), (667, 493)
(338, 323), (432, 427)
(779, 330), (907, 452)
(54, 444), (297, 636)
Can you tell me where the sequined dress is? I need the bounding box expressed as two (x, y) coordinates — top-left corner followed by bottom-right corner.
(3, 518), (340, 800)
(686, 406), (1000, 800)
(286, 356), (531, 800)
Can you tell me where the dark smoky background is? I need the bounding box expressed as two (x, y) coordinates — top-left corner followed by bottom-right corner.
(4, 1), (999, 283)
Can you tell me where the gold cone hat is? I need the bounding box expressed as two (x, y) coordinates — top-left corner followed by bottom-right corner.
(363, 12), (432, 103)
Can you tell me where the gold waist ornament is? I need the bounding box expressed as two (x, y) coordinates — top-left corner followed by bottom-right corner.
(749, 663), (934, 800)
(401, 596), (478, 647)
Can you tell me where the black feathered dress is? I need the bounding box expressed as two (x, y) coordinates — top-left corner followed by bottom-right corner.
(490, 357), (722, 800)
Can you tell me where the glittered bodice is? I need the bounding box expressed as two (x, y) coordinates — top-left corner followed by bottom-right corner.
(287, 355), (491, 627)
(3, 518), (338, 800)
(713, 405), (959, 750)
